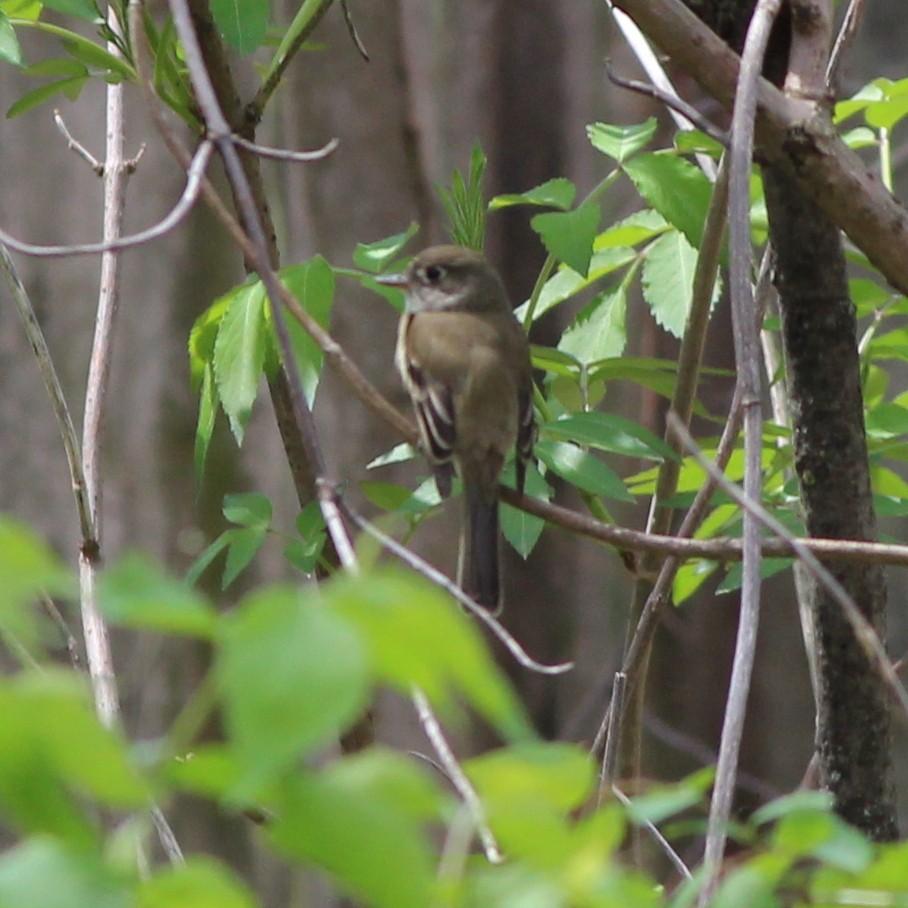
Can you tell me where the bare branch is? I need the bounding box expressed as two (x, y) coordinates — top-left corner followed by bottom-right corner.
(826, 0), (867, 88)
(611, 784), (692, 881)
(610, 0), (908, 298)
(230, 133), (340, 162)
(53, 109), (104, 175)
(605, 62), (727, 145)
(668, 411), (908, 722)
(0, 243), (95, 544)
(412, 688), (502, 864)
(343, 501), (574, 677)
(0, 141), (214, 258)
(701, 0), (781, 892)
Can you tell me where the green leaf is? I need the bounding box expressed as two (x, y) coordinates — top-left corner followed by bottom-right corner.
(328, 570), (532, 741)
(535, 440), (633, 502)
(60, 35), (129, 74)
(543, 411), (676, 461)
(270, 256), (335, 405)
(213, 281), (268, 445)
(221, 526), (268, 589)
(193, 364), (218, 481)
(41, 0), (100, 21)
(558, 285), (627, 364)
(531, 203), (600, 277)
(100, 553), (217, 637)
(366, 442), (418, 469)
(43, 0), (98, 17)
(439, 142), (487, 249)
(139, 858), (256, 908)
(269, 751), (440, 908)
(752, 790), (834, 825)
(595, 208), (667, 248)
(0, 515), (71, 650)
(587, 119), (657, 162)
(716, 557), (792, 594)
(490, 178), (576, 211)
(0, 671), (147, 844)
(623, 768), (714, 824)
(0, 838), (130, 908)
(500, 461), (550, 558)
(216, 586), (370, 796)
(1, 0), (41, 20)
(222, 491), (272, 528)
(210, 0), (267, 54)
(353, 223), (419, 273)
(642, 229), (706, 338)
(466, 742), (595, 813)
(6, 75), (86, 117)
(623, 152), (714, 248)
(189, 295), (231, 390)
(517, 246), (636, 323)
(0, 12), (23, 65)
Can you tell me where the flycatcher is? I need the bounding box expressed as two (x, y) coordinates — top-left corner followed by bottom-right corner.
(379, 245), (535, 611)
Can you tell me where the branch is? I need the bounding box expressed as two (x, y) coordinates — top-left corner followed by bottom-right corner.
(0, 141), (214, 257)
(611, 0), (908, 297)
(701, 0), (780, 892)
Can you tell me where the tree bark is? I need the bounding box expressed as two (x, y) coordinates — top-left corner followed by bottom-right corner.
(763, 165), (898, 839)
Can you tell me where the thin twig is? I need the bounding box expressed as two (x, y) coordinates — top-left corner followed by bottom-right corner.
(668, 412), (908, 720)
(826, 0), (867, 89)
(598, 671), (626, 800)
(700, 0), (780, 895)
(343, 502), (574, 676)
(412, 687), (502, 864)
(0, 141), (214, 258)
(54, 109), (103, 175)
(230, 133), (340, 162)
(605, 62), (727, 145)
(339, 0), (369, 60)
(0, 243), (94, 544)
(612, 784), (693, 881)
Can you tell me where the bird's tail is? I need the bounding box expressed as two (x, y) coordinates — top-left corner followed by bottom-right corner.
(459, 486), (502, 613)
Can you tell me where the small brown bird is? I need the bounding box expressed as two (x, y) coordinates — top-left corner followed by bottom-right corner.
(380, 245), (535, 611)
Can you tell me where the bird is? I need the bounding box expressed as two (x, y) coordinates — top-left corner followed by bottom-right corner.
(379, 245), (535, 611)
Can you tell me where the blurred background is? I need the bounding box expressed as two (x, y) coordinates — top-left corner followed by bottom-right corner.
(1, 1), (907, 902)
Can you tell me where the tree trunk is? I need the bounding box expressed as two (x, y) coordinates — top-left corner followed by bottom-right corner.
(763, 166), (898, 839)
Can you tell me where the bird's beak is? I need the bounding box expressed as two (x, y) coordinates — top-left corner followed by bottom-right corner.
(375, 272), (408, 288)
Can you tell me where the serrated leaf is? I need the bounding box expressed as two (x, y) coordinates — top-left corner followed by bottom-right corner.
(558, 286), (627, 364)
(194, 364), (218, 481)
(270, 256), (334, 405)
(517, 246), (636, 323)
(100, 553), (217, 637)
(587, 119), (657, 162)
(500, 460), (550, 557)
(270, 753), (439, 908)
(543, 411), (676, 461)
(595, 208), (667, 248)
(222, 491), (272, 528)
(0, 12), (22, 65)
(328, 570), (532, 742)
(535, 440), (633, 502)
(531, 203), (600, 277)
(210, 0), (267, 54)
(221, 526), (267, 589)
(623, 152), (714, 248)
(213, 282), (268, 445)
(489, 178), (576, 211)
(353, 223), (419, 273)
(641, 229), (701, 338)
(217, 586), (370, 796)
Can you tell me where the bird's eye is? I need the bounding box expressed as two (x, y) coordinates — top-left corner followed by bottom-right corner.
(423, 264), (445, 284)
